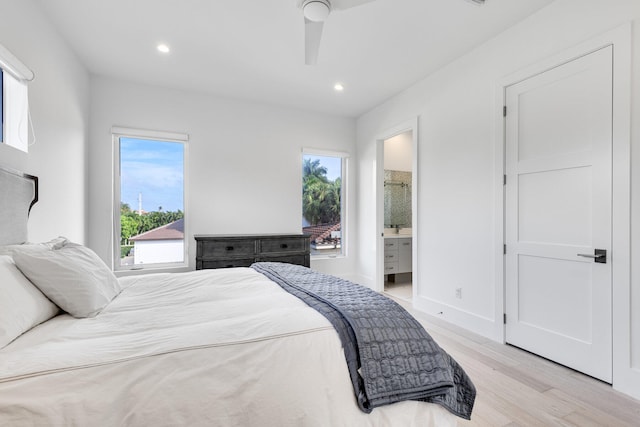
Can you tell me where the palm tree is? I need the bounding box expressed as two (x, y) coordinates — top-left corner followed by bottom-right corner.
(303, 180), (328, 225)
(327, 177), (341, 221)
(121, 202), (132, 213)
(302, 157), (341, 226)
(303, 158), (328, 184)
(303, 177), (341, 225)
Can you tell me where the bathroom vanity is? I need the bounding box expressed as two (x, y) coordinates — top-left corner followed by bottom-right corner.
(384, 236), (412, 275)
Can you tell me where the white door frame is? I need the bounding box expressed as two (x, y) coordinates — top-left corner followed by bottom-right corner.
(494, 23), (632, 396)
(375, 117), (419, 295)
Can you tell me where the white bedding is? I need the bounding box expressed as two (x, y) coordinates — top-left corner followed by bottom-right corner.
(0, 268), (456, 426)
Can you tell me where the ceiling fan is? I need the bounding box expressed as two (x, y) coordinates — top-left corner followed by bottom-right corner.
(296, 0), (377, 65)
(296, 0), (486, 65)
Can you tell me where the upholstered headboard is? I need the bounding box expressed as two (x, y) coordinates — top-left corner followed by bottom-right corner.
(0, 167), (38, 246)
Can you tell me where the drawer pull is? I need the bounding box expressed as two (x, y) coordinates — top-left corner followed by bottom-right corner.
(280, 244), (288, 249)
(226, 246), (234, 251)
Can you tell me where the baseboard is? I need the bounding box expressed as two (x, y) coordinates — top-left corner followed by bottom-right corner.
(613, 366), (640, 401)
(413, 295), (500, 342)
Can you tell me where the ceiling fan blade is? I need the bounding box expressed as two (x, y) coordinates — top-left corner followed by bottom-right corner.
(304, 17), (324, 65)
(330, 0), (375, 11)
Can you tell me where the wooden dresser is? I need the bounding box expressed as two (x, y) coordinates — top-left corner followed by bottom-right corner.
(194, 234), (311, 270)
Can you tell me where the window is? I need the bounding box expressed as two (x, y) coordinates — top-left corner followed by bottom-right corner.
(302, 150), (347, 257)
(0, 69), (3, 142)
(0, 43), (32, 152)
(113, 128), (188, 271)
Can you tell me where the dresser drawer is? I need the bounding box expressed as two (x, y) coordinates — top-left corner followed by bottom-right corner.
(199, 258), (255, 269)
(384, 240), (398, 251)
(198, 239), (255, 258)
(384, 252), (398, 262)
(259, 237), (308, 254)
(384, 262), (399, 274)
(258, 254), (309, 266)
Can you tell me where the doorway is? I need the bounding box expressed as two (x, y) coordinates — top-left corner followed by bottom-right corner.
(382, 131), (414, 301)
(504, 46), (613, 382)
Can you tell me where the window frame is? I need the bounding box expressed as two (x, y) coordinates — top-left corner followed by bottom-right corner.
(0, 42), (33, 152)
(1, 69), (29, 152)
(302, 148), (349, 259)
(112, 127), (189, 273)
(0, 68), (3, 143)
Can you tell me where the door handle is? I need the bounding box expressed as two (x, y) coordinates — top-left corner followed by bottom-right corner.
(577, 249), (607, 264)
(577, 254), (603, 258)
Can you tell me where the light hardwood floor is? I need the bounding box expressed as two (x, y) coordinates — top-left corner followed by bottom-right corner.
(386, 286), (640, 426)
(384, 274), (413, 301)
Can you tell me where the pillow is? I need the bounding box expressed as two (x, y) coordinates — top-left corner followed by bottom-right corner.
(0, 255), (60, 348)
(0, 237), (68, 257)
(13, 241), (122, 318)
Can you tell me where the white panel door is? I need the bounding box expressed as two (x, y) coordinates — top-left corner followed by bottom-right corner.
(505, 46), (613, 382)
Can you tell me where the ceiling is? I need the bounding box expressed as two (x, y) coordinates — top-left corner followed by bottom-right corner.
(35, 0), (555, 118)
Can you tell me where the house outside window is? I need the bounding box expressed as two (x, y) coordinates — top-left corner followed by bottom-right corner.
(113, 128), (188, 271)
(302, 149), (347, 258)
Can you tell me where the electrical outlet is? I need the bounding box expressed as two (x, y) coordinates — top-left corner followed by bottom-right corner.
(455, 288), (462, 299)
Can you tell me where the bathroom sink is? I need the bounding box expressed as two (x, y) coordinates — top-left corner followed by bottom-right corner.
(384, 228), (412, 237)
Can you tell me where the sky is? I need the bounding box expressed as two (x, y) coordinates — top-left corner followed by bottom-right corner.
(304, 154), (342, 181)
(120, 137), (184, 213)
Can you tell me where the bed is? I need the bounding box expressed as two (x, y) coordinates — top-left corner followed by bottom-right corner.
(0, 167), (475, 426)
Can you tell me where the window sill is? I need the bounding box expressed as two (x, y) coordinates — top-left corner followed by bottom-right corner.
(311, 254), (346, 261)
(114, 264), (191, 277)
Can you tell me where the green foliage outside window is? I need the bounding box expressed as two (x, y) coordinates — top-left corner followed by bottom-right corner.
(302, 158), (341, 225)
(120, 202), (184, 247)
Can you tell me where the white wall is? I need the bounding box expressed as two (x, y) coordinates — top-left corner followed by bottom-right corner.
(384, 131), (412, 172)
(0, 0), (90, 244)
(89, 77), (357, 279)
(356, 0), (640, 399)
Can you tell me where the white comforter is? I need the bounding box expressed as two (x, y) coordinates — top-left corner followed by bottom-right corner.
(0, 268), (456, 426)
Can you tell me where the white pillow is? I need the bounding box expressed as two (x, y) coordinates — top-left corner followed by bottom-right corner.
(13, 241), (122, 318)
(0, 255), (59, 348)
(0, 237), (68, 257)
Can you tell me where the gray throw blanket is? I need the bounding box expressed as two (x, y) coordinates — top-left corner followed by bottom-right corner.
(251, 262), (475, 420)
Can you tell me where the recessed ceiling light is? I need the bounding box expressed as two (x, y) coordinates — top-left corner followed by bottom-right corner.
(334, 83), (344, 92)
(157, 44), (170, 53)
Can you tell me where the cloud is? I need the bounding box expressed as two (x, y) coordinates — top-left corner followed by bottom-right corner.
(122, 161), (183, 190)
(120, 139), (184, 211)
